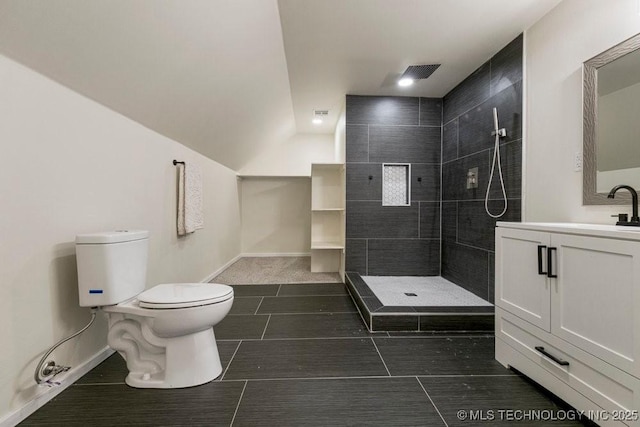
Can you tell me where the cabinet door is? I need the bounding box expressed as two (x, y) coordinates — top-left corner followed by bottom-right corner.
(551, 233), (640, 376)
(496, 227), (551, 331)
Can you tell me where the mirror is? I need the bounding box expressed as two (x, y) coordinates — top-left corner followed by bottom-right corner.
(583, 33), (640, 205)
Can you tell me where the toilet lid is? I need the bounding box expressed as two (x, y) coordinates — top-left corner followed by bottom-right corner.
(138, 283), (233, 309)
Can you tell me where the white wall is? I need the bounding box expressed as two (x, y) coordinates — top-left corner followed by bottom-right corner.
(0, 54), (242, 420)
(524, 0), (640, 223)
(239, 133), (335, 177)
(598, 167), (640, 193)
(238, 114), (343, 256)
(597, 81), (640, 172)
(240, 178), (311, 255)
(334, 105), (346, 163)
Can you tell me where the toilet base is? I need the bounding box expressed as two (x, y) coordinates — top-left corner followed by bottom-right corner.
(104, 296), (233, 389)
(114, 326), (223, 389)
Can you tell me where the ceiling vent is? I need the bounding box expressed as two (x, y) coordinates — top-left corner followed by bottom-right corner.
(312, 109), (329, 125)
(401, 64), (441, 80)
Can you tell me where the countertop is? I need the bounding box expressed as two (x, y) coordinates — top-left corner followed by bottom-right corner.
(496, 222), (640, 241)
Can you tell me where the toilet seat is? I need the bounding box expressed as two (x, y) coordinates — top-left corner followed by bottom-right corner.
(138, 283), (233, 309)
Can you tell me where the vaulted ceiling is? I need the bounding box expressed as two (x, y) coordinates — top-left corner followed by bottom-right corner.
(0, 0), (562, 171)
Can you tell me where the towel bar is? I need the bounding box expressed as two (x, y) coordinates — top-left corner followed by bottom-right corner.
(172, 160), (185, 166)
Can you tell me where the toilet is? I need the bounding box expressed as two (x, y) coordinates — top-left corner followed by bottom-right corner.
(75, 230), (233, 389)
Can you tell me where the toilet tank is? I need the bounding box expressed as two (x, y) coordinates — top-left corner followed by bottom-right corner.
(76, 230), (149, 307)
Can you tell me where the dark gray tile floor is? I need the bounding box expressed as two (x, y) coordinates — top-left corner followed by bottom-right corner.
(22, 283), (591, 426)
(256, 294), (355, 314)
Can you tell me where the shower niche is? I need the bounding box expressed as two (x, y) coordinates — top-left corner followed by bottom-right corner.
(382, 163), (411, 206)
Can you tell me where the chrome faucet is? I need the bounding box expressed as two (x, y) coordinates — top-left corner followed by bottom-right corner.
(607, 185), (640, 225)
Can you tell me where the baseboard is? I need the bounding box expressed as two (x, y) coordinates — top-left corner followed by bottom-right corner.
(240, 252), (311, 258)
(1, 346), (114, 427)
(200, 254), (242, 283)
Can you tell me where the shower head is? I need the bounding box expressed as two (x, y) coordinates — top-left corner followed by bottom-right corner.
(491, 108), (507, 137)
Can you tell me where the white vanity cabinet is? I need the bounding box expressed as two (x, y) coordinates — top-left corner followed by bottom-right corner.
(495, 223), (640, 426)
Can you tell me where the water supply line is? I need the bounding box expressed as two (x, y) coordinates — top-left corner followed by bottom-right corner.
(34, 307), (98, 385)
(485, 107), (508, 218)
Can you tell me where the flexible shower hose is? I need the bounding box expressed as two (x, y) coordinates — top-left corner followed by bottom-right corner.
(485, 108), (508, 218)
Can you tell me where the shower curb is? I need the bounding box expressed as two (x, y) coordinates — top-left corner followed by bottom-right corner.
(345, 273), (494, 333)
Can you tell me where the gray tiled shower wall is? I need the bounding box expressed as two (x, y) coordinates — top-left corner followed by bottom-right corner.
(345, 96), (443, 276)
(442, 34), (522, 302)
(345, 34), (523, 302)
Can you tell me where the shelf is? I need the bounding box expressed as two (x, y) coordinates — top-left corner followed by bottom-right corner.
(237, 174), (310, 179)
(311, 241), (345, 250)
(312, 163), (344, 168)
(310, 161), (345, 276)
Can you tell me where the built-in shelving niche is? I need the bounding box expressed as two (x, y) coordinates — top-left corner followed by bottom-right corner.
(310, 163), (345, 278)
(382, 163), (411, 206)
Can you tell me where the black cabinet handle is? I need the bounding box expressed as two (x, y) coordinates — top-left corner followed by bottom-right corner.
(537, 245), (547, 275)
(547, 247), (557, 278)
(535, 346), (569, 366)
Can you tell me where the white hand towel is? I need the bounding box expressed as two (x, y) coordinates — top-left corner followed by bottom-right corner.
(177, 162), (204, 236)
(177, 164), (186, 236)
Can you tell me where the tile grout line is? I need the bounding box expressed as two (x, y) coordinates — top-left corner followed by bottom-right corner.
(229, 380), (248, 427)
(243, 311), (358, 316)
(347, 162), (441, 166)
(440, 137), (523, 166)
(220, 341), (242, 381)
(253, 297), (264, 315)
(440, 197), (522, 203)
(260, 314), (272, 340)
(370, 337), (391, 377)
(366, 238), (368, 276)
(229, 281), (343, 286)
(234, 293), (348, 299)
(416, 377), (449, 427)
(229, 311), (357, 317)
(218, 373), (517, 383)
(440, 115), (444, 277)
(73, 382), (126, 386)
(344, 237), (440, 241)
(418, 202), (421, 238)
(443, 77), (522, 128)
(218, 335), (397, 343)
(275, 284), (282, 296)
(349, 123), (442, 128)
(367, 125), (370, 163)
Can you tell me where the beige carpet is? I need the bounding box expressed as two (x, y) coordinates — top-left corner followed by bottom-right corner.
(212, 256), (342, 285)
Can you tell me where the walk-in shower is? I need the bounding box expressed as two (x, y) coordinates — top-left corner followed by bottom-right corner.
(344, 34), (523, 333)
(345, 105), (513, 333)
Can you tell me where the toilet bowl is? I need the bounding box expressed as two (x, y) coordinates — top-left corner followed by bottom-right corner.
(75, 231), (234, 389)
(104, 283), (233, 388)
